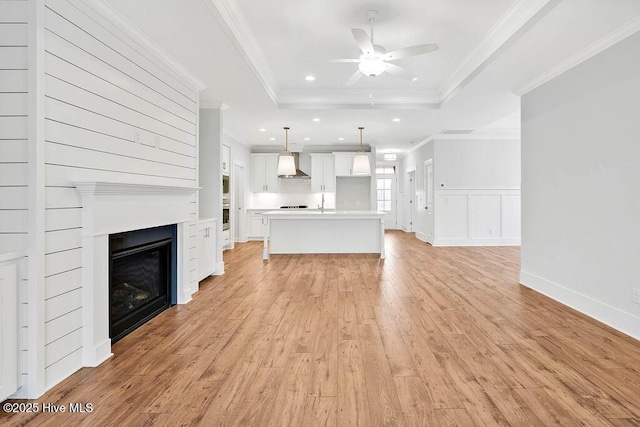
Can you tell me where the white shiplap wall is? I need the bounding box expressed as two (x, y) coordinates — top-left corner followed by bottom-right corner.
(0, 0), (29, 390)
(0, 0), (29, 251)
(42, 0), (199, 388)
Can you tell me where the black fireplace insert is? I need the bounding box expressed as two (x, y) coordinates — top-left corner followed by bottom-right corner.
(109, 225), (177, 343)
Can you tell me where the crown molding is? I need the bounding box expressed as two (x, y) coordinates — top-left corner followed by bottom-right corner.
(203, 0), (279, 104)
(79, 0), (206, 92)
(277, 87), (441, 109)
(434, 134), (520, 140)
(515, 15), (640, 96)
(278, 102), (440, 110)
(439, 0), (556, 104)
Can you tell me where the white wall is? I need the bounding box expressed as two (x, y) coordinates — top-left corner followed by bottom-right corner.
(223, 134), (250, 244)
(39, 0), (199, 390)
(0, 0), (28, 252)
(521, 31), (640, 340)
(0, 0), (30, 393)
(433, 138), (520, 246)
(199, 109), (222, 220)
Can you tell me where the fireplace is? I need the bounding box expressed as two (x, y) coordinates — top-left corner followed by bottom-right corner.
(109, 225), (177, 343)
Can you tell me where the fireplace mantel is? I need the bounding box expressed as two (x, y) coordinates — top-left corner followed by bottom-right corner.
(74, 181), (199, 367)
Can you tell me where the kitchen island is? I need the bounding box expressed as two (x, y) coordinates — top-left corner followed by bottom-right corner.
(260, 210), (386, 259)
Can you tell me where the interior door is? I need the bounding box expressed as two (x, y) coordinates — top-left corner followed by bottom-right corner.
(233, 163), (246, 243)
(425, 159), (434, 244)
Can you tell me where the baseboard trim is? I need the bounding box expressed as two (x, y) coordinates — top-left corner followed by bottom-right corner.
(434, 238), (520, 247)
(415, 231), (427, 242)
(520, 270), (640, 341)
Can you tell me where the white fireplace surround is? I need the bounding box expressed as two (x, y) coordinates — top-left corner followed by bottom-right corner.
(74, 182), (199, 367)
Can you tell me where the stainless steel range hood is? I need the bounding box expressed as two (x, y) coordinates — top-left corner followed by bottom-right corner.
(278, 152), (310, 179)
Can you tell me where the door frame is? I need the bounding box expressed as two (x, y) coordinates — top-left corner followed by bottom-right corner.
(406, 169), (415, 232)
(424, 159), (434, 244)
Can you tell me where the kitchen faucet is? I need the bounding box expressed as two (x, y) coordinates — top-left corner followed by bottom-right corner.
(319, 193), (325, 212)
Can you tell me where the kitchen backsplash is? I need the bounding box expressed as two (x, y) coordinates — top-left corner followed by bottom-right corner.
(249, 178), (336, 209)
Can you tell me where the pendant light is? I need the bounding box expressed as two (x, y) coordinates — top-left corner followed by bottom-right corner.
(352, 126), (371, 175)
(277, 126), (296, 176)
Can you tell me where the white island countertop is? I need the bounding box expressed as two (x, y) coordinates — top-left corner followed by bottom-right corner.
(260, 210), (386, 259)
(261, 210), (385, 219)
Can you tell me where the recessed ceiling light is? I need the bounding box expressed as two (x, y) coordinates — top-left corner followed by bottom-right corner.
(269, 137), (276, 141)
(338, 137), (344, 141)
(411, 77), (418, 82)
(312, 118), (320, 122)
(304, 137), (310, 141)
(259, 128), (266, 132)
(392, 118), (400, 122)
(305, 75), (315, 81)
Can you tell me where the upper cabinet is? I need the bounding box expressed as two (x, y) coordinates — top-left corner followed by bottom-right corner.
(334, 152), (371, 177)
(310, 154), (336, 192)
(222, 144), (230, 175)
(251, 153), (279, 192)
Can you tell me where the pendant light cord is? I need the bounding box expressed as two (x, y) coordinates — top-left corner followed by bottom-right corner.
(283, 126), (290, 153)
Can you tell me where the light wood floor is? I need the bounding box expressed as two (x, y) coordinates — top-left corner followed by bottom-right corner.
(3, 231), (640, 426)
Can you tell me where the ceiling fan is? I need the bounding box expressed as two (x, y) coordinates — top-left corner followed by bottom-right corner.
(324, 10), (439, 86)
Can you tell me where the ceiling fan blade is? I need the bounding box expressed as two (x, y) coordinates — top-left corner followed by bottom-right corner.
(383, 43), (439, 61)
(385, 63), (418, 81)
(345, 69), (363, 86)
(351, 28), (374, 54)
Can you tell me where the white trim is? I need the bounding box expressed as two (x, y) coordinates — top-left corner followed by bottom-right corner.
(74, 182), (200, 197)
(434, 238), (520, 247)
(202, 0), (278, 104)
(278, 102), (440, 110)
(440, 0), (556, 103)
(515, 15), (640, 96)
(520, 270), (640, 341)
(415, 231), (428, 242)
(434, 134), (521, 141)
(79, 0), (207, 91)
(25, 0), (46, 399)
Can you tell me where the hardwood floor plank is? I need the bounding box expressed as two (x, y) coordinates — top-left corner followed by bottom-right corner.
(303, 396), (338, 427)
(337, 340), (371, 426)
(357, 323), (406, 426)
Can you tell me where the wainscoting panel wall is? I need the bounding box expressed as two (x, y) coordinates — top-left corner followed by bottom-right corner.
(41, 0), (199, 389)
(434, 190), (521, 246)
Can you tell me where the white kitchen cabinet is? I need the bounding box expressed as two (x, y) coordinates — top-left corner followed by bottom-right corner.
(1, 254), (20, 401)
(251, 154), (279, 192)
(334, 152), (371, 177)
(248, 210), (270, 239)
(222, 144), (230, 175)
(310, 153), (336, 192)
(197, 219), (217, 281)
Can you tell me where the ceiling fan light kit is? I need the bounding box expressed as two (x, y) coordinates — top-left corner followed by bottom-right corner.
(277, 127), (296, 176)
(325, 10), (438, 85)
(352, 126), (371, 175)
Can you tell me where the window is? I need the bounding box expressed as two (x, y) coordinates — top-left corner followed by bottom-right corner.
(375, 166), (395, 175)
(377, 178), (392, 211)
